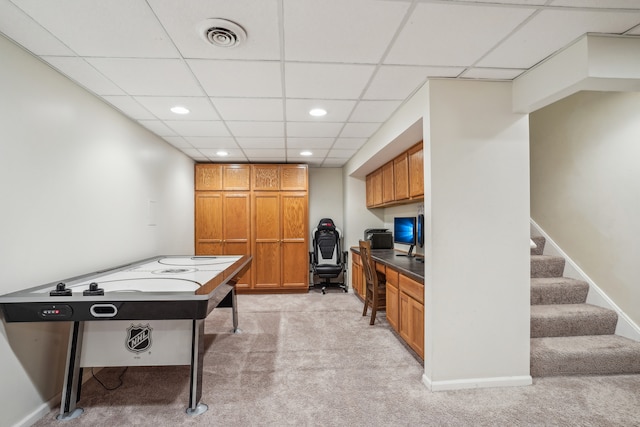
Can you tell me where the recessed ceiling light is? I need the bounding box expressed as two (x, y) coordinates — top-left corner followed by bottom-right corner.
(300, 151), (313, 156)
(309, 108), (327, 117)
(216, 151), (229, 157)
(170, 106), (190, 115)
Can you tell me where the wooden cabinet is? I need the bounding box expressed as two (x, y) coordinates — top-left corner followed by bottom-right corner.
(408, 142), (424, 198)
(365, 141), (423, 208)
(351, 252), (363, 297)
(385, 268), (399, 332)
(194, 163), (308, 293)
(253, 192), (308, 290)
(195, 164), (251, 191)
(398, 274), (424, 358)
(382, 161), (394, 204)
(194, 192), (251, 288)
(393, 153), (409, 201)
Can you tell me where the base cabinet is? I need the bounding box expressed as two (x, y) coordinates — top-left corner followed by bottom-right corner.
(351, 253), (363, 297)
(388, 266), (424, 359)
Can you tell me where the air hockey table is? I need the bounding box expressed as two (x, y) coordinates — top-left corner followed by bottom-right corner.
(0, 255), (251, 420)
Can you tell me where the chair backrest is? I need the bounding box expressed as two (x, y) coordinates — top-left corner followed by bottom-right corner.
(314, 218), (342, 265)
(359, 239), (378, 288)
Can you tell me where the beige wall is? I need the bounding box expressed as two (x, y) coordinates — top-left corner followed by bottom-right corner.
(530, 90), (640, 326)
(0, 35), (194, 426)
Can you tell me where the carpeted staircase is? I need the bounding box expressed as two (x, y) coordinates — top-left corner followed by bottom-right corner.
(530, 235), (640, 377)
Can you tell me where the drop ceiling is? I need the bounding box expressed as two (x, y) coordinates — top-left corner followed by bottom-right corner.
(1, 0), (639, 166)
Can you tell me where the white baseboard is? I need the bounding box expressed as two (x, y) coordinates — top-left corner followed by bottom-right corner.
(530, 219), (640, 342)
(11, 368), (100, 427)
(422, 373), (532, 391)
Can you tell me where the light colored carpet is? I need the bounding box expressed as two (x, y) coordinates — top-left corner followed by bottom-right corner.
(33, 292), (640, 426)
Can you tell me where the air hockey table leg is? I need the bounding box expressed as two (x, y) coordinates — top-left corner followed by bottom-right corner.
(186, 318), (207, 416)
(231, 287), (241, 334)
(57, 321), (85, 420)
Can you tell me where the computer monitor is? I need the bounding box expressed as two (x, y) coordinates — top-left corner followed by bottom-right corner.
(417, 214), (424, 248)
(393, 216), (416, 257)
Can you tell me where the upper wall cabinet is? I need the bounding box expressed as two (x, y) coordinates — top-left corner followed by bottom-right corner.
(195, 164), (251, 191)
(252, 164), (308, 191)
(366, 141), (423, 208)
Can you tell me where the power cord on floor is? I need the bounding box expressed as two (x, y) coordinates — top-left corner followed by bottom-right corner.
(91, 367), (128, 391)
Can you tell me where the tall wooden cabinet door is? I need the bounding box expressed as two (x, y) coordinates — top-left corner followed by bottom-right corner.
(366, 174), (374, 208)
(223, 193), (251, 288)
(253, 193), (281, 288)
(408, 142), (424, 198)
(195, 192), (223, 255)
(281, 192), (308, 289)
(372, 168), (383, 206)
(386, 284), (399, 332)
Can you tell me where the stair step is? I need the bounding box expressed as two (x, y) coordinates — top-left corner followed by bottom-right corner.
(531, 255), (565, 278)
(531, 277), (589, 305)
(530, 236), (545, 255)
(531, 304), (617, 338)
(531, 335), (640, 377)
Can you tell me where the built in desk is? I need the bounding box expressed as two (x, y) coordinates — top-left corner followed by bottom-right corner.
(350, 247), (424, 359)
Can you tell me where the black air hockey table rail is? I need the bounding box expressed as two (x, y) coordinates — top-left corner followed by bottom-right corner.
(0, 255), (251, 420)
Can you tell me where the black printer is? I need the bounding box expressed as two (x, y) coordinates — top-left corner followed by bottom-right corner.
(364, 228), (394, 249)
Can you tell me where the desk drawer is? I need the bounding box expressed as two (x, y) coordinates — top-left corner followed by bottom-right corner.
(385, 267), (399, 289)
(375, 262), (386, 275)
(399, 274), (423, 304)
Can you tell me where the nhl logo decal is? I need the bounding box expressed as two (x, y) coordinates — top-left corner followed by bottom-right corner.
(126, 324), (152, 353)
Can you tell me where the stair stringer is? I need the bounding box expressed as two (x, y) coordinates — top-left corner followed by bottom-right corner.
(530, 219), (640, 342)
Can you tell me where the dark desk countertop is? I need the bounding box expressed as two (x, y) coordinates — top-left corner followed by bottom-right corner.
(350, 247), (424, 284)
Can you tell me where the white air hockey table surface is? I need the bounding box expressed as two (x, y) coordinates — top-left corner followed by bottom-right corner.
(0, 255), (252, 420)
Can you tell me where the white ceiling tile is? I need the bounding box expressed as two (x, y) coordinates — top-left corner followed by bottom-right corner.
(477, 9), (640, 68)
(628, 25), (640, 35)
(199, 148), (246, 159)
(321, 158), (347, 167)
(287, 122), (344, 138)
(287, 156), (323, 166)
(244, 148), (286, 158)
(334, 138), (368, 150)
(551, 0), (640, 9)
(447, 0), (547, 4)
(12, 0), (178, 58)
(162, 136), (192, 149)
(42, 57), (125, 95)
(363, 65), (463, 100)
(138, 120), (176, 136)
(285, 63), (376, 99)
(328, 149), (358, 158)
(226, 121), (285, 137)
(164, 121), (229, 137)
(212, 98), (284, 121)
(185, 137), (237, 149)
(188, 60), (282, 97)
(350, 100), (402, 123)
(182, 149), (207, 161)
(340, 123), (381, 138)
(287, 149), (328, 157)
(286, 99), (356, 122)
(287, 138), (335, 149)
(148, 0), (281, 60)
(103, 96), (155, 120)
(87, 58), (204, 96)
(134, 97), (219, 120)
(385, 3), (535, 66)
(236, 137), (285, 149)
(283, 0), (409, 63)
(461, 68), (526, 80)
(0, 2), (75, 55)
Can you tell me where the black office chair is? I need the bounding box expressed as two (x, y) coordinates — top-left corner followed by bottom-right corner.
(309, 218), (348, 294)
